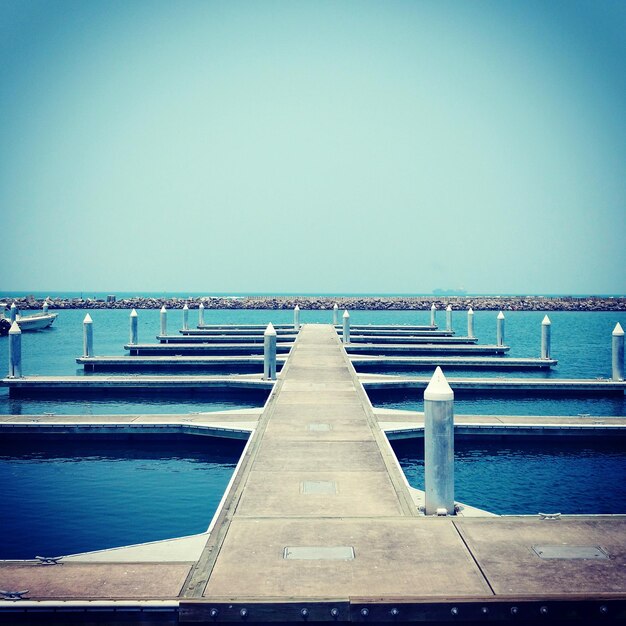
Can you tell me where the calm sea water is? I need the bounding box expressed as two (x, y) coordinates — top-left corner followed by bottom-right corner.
(0, 437), (244, 560)
(1, 307), (624, 415)
(393, 438), (626, 515)
(0, 307), (625, 557)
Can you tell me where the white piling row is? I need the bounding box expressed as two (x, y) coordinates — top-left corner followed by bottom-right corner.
(10, 302), (17, 323)
(430, 304), (436, 327)
(199, 302), (205, 326)
(541, 315), (551, 360)
(83, 313), (93, 357)
(263, 323), (277, 381)
(467, 308), (474, 339)
(8, 321), (22, 378)
(496, 311), (505, 346)
(342, 310), (350, 344)
(130, 309), (138, 345)
(183, 303), (189, 331)
(160, 306), (167, 336)
(333, 303), (339, 326)
(613, 323), (624, 381)
(294, 305), (300, 331)
(446, 305), (452, 332)
(424, 367), (455, 516)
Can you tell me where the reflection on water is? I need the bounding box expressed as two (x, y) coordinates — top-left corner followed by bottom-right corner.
(0, 388), (267, 415)
(369, 389), (626, 417)
(392, 439), (626, 514)
(0, 438), (244, 559)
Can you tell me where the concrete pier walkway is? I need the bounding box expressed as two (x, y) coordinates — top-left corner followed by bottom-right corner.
(1, 325), (625, 624)
(182, 325), (489, 602)
(180, 325), (626, 619)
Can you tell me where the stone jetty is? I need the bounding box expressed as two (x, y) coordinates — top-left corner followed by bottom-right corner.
(5, 294), (626, 312)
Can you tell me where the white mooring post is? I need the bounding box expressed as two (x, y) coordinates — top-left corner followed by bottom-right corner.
(8, 321), (22, 378)
(10, 302), (17, 324)
(467, 308), (474, 339)
(424, 367), (455, 516)
(613, 323), (624, 381)
(294, 305), (300, 331)
(83, 313), (93, 357)
(42, 300), (49, 315)
(160, 306), (167, 336)
(333, 303), (339, 326)
(199, 302), (205, 326)
(541, 315), (551, 360)
(183, 303), (189, 330)
(430, 303), (436, 327)
(342, 310), (350, 344)
(263, 323), (277, 381)
(446, 305), (452, 332)
(129, 309), (138, 345)
(496, 311), (505, 346)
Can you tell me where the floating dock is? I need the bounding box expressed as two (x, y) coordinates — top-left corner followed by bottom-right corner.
(346, 335), (478, 344)
(360, 373), (626, 394)
(335, 324), (438, 331)
(1, 410), (624, 440)
(352, 355), (557, 369)
(1, 324), (624, 625)
(77, 355), (287, 371)
(346, 343), (510, 355)
(124, 342), (293, 355)
(1, 374), (274, 394)
(339, 329), (455, 337)
(157, 334), (298, 344)
(181, 328), (296, 337)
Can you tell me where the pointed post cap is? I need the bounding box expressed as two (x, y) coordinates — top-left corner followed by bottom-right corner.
(9, 321), (21, 334)
(130, 308), (138, 317)
(333, 303), (338, 310)
(497, 311), (505, 319)
(431, 303), (436, 310)
(183, 303), (189, 310)
(264, 322), (276, 336)
(542, 315), (551, 325)
(199, 302), (204, 309)
(446, 305), (452, 312)
(83, 313), (93, 324)
(160, 306), (167, 313)
(294, 305), (300, 311)
(468, 307), (474, 314)
(424, 366), (454, 401)
(613, 322), (624, 336)
(343, 309), (350, 318)
(10, 302), (16, 309)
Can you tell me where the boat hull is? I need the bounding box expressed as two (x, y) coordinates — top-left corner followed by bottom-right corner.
(14, 313), (58, 331)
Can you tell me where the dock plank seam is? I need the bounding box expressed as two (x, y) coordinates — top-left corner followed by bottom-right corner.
(451, 520), (496, 596)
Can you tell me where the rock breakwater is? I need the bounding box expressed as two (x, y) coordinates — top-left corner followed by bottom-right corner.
(4, 295), (626, 312)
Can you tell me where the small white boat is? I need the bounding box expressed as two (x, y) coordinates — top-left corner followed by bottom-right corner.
(0, 304), (58, 334)
(14, 311), (58, 331)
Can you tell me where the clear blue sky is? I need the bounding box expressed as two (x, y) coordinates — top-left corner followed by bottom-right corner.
(1, 0), (624, 295)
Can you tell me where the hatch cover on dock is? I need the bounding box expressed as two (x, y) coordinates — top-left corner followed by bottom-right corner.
(532, 545), (609, 559)
(283, 546), (355, 560)
(300, 480), (337, 494)
(307, 422), (332, 431)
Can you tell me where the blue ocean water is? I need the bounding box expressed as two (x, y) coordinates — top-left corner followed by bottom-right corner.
(1, 307), (624, 415)
(393, 438), (626, 515)
(0, 306), (624, 558)
(0, 437), (244, 560)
